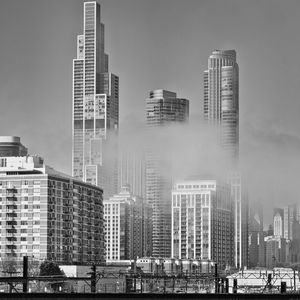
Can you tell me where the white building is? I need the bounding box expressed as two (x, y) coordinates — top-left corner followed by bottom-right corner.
(0, 156), (105, 265)
(104, 186), (152, 261)
(273, 208), (284, 238)
(171, 180), (233, 268)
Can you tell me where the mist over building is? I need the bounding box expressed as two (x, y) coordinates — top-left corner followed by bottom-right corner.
(146, 89), (189, 258)
(204, 50), (239, 160)
(72, 0), (119, 199)
(203, 50), (248, 269)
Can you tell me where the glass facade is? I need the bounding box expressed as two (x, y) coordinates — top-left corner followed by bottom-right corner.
(146, 90), (189, 258)
(72, 1), (119, 199)
(204, 50), (239, 160)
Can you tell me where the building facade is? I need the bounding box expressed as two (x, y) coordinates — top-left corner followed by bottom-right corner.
(0, 156), (105, 265)
(228, 172), (248, 269)
(0, 136), (27, 157)
(72, 1), (119, 199)
(265, 236), (286, 268)
(171, 180), (233, 268)
(104, 186), (152, 261)
(204, 50), (239, 159)
(118, 150), (146, 199)
(283, 204), (297, 241)
(273, 208), (284, 238)
(203, 50), (247, 269)
(248, 200), (264, 268)
(146, 89), (189, 258)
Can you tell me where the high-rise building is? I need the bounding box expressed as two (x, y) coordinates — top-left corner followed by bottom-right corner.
(265, 236), (286, 268)
(248, 201), (264, 268)
(204, 50), (239, 159)
(228, 172), (248, 269)
(0, 156), (105, 265)
(204, 50), (247, 269)
(0, 136), (27, 157)
(283, 204), (296, 240)
(104, 186), (152, 260)
(146, 89), (189, 257)
(171, 180), (233, 267)
(72, 1), (119, 199)
(273, 208), (284, 237)
(118, 150), (146, 199)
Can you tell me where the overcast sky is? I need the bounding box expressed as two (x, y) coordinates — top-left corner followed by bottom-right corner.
(0, 0), (299, 222)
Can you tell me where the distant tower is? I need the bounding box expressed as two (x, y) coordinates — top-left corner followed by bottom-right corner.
(72, 1), (119, 198)
(204, 49), (239, 159)
(146, 89), (189, 257)
(0, 136), (27, 157)
(273, 208), (284, 237)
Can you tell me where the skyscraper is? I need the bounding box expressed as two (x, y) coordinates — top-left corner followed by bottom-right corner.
(283, 204), (297, 240)
(146, 89), (189, 257)
(273, 208), (284, 237)
(204, 50), (239, 159)
(118, 150), (146, 199)
(248, 200), (264, 267)
(204, 50), (247, 268)
(72, 1), (119, 198)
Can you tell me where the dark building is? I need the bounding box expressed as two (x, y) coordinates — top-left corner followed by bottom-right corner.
(0, 136), (27, 157)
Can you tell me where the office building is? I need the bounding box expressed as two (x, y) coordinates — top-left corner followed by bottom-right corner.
(146, 89), (189, 257)
(248, 201), (264, 268)
(0, 156), (105, 265)
(171, 180), (233, 267)
(104, 186), (152, 260)
(204, 49), (239, 159)
(273, 208), (284, 238)
(0, 136), (27, 157)
(118, 150), (145, 199)
(72, 1), (119, 198)
(227, 172), (248, 269)
(265, 236), (286, 268)
(283, 204), (297, 240)
(204, 50), (247, 268)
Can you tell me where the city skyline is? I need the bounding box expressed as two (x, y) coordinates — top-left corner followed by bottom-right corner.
(0, 0), (299, 222)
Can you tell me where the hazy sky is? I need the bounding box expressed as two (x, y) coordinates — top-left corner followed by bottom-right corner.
(0, 0), (300, 221)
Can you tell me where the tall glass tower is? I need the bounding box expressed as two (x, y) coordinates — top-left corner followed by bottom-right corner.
(204, 50), (248, 269)
(204, 50), (239, 160)
(146, 89), (189, 258)
(72, 1), (119, 198)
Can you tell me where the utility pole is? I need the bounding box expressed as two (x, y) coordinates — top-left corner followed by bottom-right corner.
(23, 256), (28, 293)
(90, 265), (96, 293)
